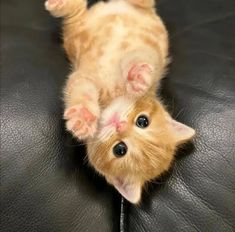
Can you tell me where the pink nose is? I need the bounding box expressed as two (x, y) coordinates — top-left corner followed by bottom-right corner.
(116, 121), (127, 133)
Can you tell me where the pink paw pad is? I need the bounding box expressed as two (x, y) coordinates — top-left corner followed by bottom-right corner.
(80, 107), (96, 122)
(45, 0), (65, 10)
(127, 63), (152, 93)
(64, 105), (97, 139)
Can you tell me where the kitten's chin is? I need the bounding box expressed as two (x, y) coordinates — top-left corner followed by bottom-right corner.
(97, 96), (134, 140)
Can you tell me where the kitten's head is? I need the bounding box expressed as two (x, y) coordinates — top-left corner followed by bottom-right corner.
(87, 95), (195, 203)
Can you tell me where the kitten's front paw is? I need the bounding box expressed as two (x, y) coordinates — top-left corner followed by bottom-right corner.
(64, 104), (97, 140)
(45, 0), (65, 13)
(126, 63), (153, 95)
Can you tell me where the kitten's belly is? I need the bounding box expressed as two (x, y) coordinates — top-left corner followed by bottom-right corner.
(79, 0), (168, 104)
(83, 14), (159, 82)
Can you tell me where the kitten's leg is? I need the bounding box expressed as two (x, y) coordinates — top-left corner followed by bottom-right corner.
(45, 0), (87, 63)
(45, 0), (87, 18)
(63, 72), (100, 140)
(121, 49), (163, 96)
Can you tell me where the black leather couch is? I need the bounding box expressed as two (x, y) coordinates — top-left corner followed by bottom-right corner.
(1, 0), (235, 231)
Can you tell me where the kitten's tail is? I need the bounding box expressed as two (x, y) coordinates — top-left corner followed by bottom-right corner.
(126, 0), (155, 9)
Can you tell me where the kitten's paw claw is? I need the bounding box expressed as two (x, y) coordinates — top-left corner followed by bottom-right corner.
(126, 63), (152, 95)
(64, 105), (97, 140)
(45, 0), (65, 11)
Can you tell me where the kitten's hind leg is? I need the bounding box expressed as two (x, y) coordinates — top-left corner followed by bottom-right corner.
(45, 0), (87, 18)
(63, 72), (100, 140)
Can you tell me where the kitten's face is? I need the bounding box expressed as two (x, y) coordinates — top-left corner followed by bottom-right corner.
(87, 95), (195, 203)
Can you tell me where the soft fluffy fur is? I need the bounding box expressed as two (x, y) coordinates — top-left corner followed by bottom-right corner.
(45, 0), (195, 203)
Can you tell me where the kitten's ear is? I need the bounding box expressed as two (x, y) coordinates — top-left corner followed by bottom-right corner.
(167, 116), (195, 145)
(111, 177), (142, 204)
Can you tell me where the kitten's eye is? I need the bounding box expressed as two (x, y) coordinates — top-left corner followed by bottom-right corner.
(113, 142), (128, 157)
(136, 115), (149, 128)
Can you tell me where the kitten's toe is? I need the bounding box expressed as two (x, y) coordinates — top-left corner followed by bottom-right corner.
(64, 104), (98, 140)
(126, 63), (153, 95)
(45, 0), (65, 12)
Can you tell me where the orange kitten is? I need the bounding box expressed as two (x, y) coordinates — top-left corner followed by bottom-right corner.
(45, 0), (195, 203)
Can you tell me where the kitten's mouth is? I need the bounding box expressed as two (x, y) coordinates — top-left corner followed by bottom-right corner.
(97, 96), (134, 139)
(102, 112), (127, 133)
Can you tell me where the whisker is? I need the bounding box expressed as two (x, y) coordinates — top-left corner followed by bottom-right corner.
(65, 138), (102, 147)
(174, 108), (185, 119)
(64, 143), (85, 147)
(83, 140), (103, 146)
(150, 179), (167, 185)
(83, 155), (89, 165)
